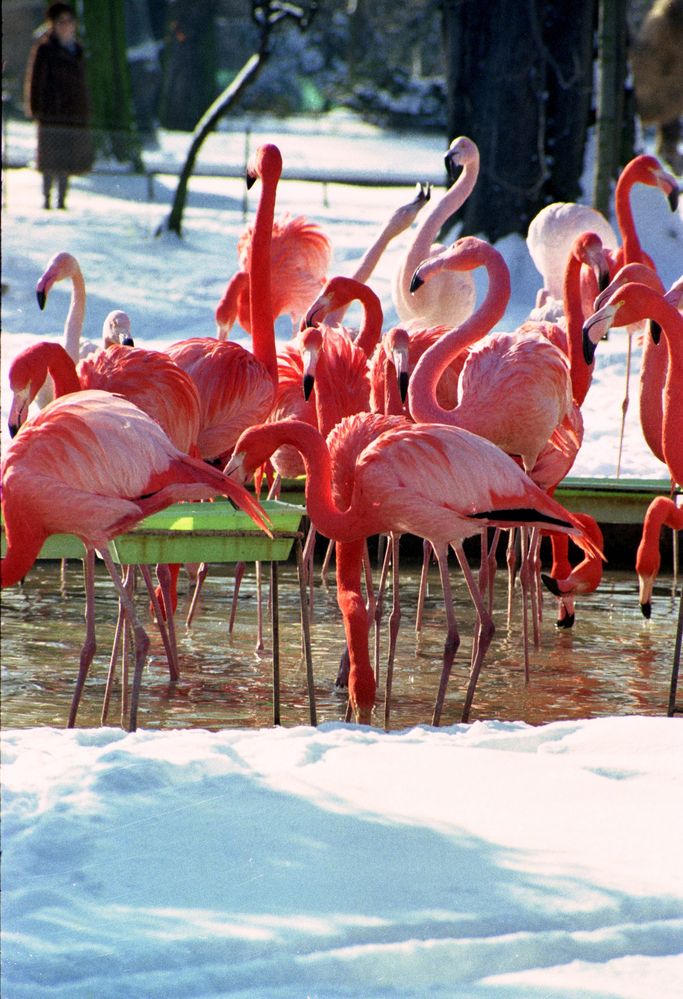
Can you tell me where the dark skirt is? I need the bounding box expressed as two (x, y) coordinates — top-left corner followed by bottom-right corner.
(37, 122), (94, 175)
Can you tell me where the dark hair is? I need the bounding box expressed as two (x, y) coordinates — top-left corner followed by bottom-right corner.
(46, 3), (75, 21)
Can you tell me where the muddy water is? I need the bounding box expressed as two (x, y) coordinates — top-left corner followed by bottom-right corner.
(1, 554), (678, 731)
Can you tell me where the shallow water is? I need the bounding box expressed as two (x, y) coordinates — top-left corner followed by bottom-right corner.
(1, 550), (679, 731)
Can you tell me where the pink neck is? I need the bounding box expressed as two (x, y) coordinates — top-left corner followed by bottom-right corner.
(614, 164), (643, 264)
(408, 252), (510, 423)
(563, 255), (594, 406)
(249, 155), (280, 385)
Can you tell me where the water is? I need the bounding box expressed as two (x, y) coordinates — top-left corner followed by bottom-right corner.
(1, 553), (678, 731)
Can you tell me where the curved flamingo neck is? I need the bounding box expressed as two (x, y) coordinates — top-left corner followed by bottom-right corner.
(64, 265), (86, 362)
(407, 251), (510, 424)
(249, 146), (281, 385)
(16, 342), (81, 401)
(636, 497), (683, 574)
(335, 537), (375, 721)
(563, 254), (594, 406)
(614, 163), (645, 265)
(639, 328), (666, 464)
(242, 421), (372, 541)
(1, 514), (48, 587)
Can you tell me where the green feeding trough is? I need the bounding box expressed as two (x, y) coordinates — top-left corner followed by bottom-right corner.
(1, 500), (305, 567)
(107, 499), (305, 565)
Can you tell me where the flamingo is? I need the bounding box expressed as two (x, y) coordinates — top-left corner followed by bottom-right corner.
(167, 143), (281, 466)
(8, 340), (202, 455)
(1, 389), (270, 731)
(226, 414), (602, 725)
(392, 136), (480, 328)
(215, 183), (431, 337)
(583, 280), (683, 488)
(541, 514), (605, 628)
(636, 496), (683, 618)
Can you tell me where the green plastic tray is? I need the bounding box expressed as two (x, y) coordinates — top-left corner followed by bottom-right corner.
(107, 499), (304, 565)
(1, 531), (86, 560)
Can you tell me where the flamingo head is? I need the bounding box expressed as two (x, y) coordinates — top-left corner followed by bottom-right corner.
(35, 251), (80, 309)
(246, 143), (283, 190)
(102, 310), (134, 347)
(7, 346), (49, 435)
(383, 326), (411, 402)
(444, 136), (479, 182)
(623, 154), (679, 212)
(298, 326), (323, 400)
(574, 232), (612, 294)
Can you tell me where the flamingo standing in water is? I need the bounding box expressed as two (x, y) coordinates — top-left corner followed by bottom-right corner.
(1, 390), (270, 731)
(392, 136), (480, 328)
(541, 514), (605, 627)
(226, 414), (601, 725)
(636, 496), (683, 618)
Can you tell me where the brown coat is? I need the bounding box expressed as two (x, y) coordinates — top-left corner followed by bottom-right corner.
(25, 31), (94, 175)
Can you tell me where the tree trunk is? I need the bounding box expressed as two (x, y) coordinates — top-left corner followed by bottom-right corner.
(81, 0), (141, 165)
(157, 0), (218, 131)
(157, 53), (267, 236)
(592, 0), (629, 215)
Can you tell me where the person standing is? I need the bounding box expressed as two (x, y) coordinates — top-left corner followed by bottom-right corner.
(25, 3), (94, 210)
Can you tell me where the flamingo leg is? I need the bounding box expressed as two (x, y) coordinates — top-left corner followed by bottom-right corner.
(254, 562), (264, 651)
(294, 537), (316, 726)
(67, 550), (97, 728)
(271, 561), (280, 725)
(186, 562), (209, 627)
(506, 529), (518, 628)
(518, 528), (532, 681)
(668, 588), (683, 717)
(415, 538), (433, 634)
(451, 541), (496, 723)
(431, 543), (460, 727)
(383, 534), (402, 730)
(374, 538), (392, 681)
(100, 548), (150, 732)
(615, 331), (633, 479)
(320, 538), (334, 586)
(228, 561), (246, 635)
(101, 565), (133, 725)
(149, 563), (180, 679)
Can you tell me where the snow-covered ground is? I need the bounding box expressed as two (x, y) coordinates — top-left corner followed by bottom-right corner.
(2, 114), (682, 997)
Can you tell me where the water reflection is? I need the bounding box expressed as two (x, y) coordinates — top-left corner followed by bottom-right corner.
(1, 556), (677, 731)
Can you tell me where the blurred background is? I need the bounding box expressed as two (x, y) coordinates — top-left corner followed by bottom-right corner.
(3, 1), (682, 241)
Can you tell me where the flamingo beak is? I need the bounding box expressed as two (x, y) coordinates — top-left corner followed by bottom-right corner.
(667, 187), (679, 212)
(444, 154), (463, 183)
(36, 289), (47, 310)
(398, 370), (409, 403)
(223, 450), (247, 484)
(303, 373), (315, 400)
(649, 319), (662, 345)
(410, 271), (424, 293)
(582, 302), (618, 364)
(122, 335), (135, 346)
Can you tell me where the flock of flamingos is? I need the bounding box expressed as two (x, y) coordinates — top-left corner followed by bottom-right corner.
(1, 138), (681, 731)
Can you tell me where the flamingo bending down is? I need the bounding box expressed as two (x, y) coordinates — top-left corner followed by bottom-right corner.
(636, 496), (683, 617)
(392, 136), (480, 328)
(541, 514), (605, 628)
(1, 390), (270, 730)
(226, 414), (602, 725)
(583, 281), (683, 488)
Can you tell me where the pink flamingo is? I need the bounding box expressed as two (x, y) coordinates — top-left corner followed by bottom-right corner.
(1, 389), (270, 731)
(167, 143), (282, 465)
(226, 414), (601, 725)
(584, 280), (683, 488)
(541, 514), (605, 627)
(636, 496), (683, 618)
(392, 136), (480, 328)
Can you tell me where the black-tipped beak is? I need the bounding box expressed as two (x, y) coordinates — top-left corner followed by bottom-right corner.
(668, 187), (679, 212)
(556, 612), (575, 629)
(9, 421), (21, 438)
(122, 335), (135, 346)
(582, 327), (597, 364)
(398, 369), (409, 403)
(246, 171), (257, 190)
(541, 573), (561, 597)
(649, 319), (661, 345)
(303, 373), (315, 401)
(640, 601), (652, 619)
(445, 156), (463, 184)
(597, 267), (610, 293)
(36, 289), (46, 310)
(410, 272), (424, 294)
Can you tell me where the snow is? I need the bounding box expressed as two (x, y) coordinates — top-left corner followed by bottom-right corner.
(2, 115), (682, 997)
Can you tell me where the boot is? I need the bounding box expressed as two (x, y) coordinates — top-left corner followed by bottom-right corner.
(42, 174), (53, 210)
(57, 176), (68, 210)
